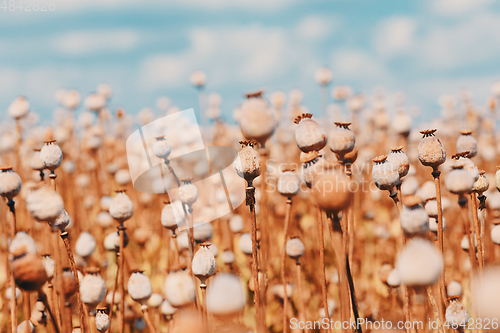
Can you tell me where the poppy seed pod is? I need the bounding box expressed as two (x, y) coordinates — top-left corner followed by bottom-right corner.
(387, 269), (401, 288)
(239, 233), (252, 255)
(104, 231), (128, 251)
(294, 113), (327, 152)
(10, 232), (37, 256)
(193, 223), (213, 243)
(221, 250), (235, 264)
(190, 70), (206, 87)
(235, 141), (261, 182)
(40, 141), (63, 171)
(109, 190), (133, 223)
(8, 96), (30, 119)
(456, 130), (477, 158)
(85, 93), (106, 111)
(192, 243), (216, 287)
(391, 109), (412, 137)
(418, 129), (446, 169)
(491, 225), (500, 245)
(178, 179), (198, 206)
(452, 153), (479, 182)
(51, 208), (71, 232)
(114, 169), (131, 186)
(474, 171), (489, 194)
(96, 211), (114, 228)
(61, 90), (81, 110)
(372, 155), (400, 191)
(495, 166), (500, 192)
(401, 176), (419, 196)
(153, 136), (171, 160)
(26, 185), (64, 223)
(17, 321), (35, 333)
(147, 293), (163, 308)
(128, 270), (152, 304)
(387, 147), (410, 179)
(75, 231), (96, 258)
(286, 237), (305, 259)
(313, 166), (353, 215)
(271, 284), (293, 300)
(30, 150), (45, 171)
(161, 200), (185, 231)
(301, 151), (325, 188)
(396, 238), (443, 287)
(328, 122), (355, 158)
(445, 300), (469, 332)
(0, 167), (22, 200)
(238, 91), (277, 145)
(400, 196), (429, 237)
(229, 215), (244, 233)
(163, 266), (196, 307)
(41, 255), (54, 280)
(206, 273), (245, 315)
(59, 268), (78, 299)
(80, 268), (106, 309)
(95, 309), (110, 333)
(445, 164), (474, 196)
(424, 198), (443, 218)
(447, 281), (462, 298)
(429, 217), (446, 234)
(11, 251), (48, 291)
(106, 291), (121, 305)
(315, 67), (332, 86)
(277, 171), (300, 197)
(160, 300), (177, 316)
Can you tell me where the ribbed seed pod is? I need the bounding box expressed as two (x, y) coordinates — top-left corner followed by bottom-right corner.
(0, 167), (22, 200)
(456, 130), (477, 158)
(128, 270), (152, 305)
(286, 237), (305, 259)
(178, 179), (198, 206)
(445, 163), (474, 196)
(80, 268), (106, 309)
(161, 200), (185, 231)
(163, 265), (196, 307)
(294, 113), (327, 152)
(109, 190), (133, 223)
(387, 146), (410, 179)
(40, 141), (63, 171)
(400, 196), (429, 237)
(277, 170), (300, 197)
(235, 141), (261, 182)
(153, 136), (171, 160)
(445, 300), (469, 332)
(26, 185), (64, 223)
(328, 122), (355, 159)
(238, 90), (277, 145)
(206, 273), (245, 316)
(396, 238), (443, 287)
(372, 155), (400, 191)
(191, 243), (216, 287)
(313, 166), (353, 215)
(418, 129), (446, 169)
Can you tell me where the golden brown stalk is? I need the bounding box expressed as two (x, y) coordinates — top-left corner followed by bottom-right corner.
(7, 199), (18, 333)
(432, 169), (447, 310)
(295, 262), (305, 333)
(281, 198), (292, 333)
(246, 181), (261, 333)
(61, 231), (87, 332)
(316, 207), (331, 333)
(90, 312), (97, 333)
(426, 287), (445, 333)
(109, 252), (121, 333)
(258, 147), (269, 329)
(470, 193), (483, 272)
(52, 232), (63, 330)
(141, 305), (157, 333)
(458, 196), (477, 271)
(119, 225), (126, 333)
(38, 291), (60, 333)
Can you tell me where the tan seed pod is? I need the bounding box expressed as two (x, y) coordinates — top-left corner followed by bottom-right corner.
(418, 129), (446, 169)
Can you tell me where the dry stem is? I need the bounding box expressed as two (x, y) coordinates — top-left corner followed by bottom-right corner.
(246, 181), (261, 333)
(281, 198), (292, 333)
(316, 207), (331, 333)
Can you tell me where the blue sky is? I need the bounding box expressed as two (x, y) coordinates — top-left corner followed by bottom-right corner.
(1, 0), (499, 125)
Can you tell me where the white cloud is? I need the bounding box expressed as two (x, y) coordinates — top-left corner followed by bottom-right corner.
(139, 25), (309, 90)
(431, 0), (493, 16)
(296, 16), (335, 40)
(374, 16), (416, 57)
(417, 12), (500, 69)
(332, 49), (388, 80)
(52, 30), (140, 55)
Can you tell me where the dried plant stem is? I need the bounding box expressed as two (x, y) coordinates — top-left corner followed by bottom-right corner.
(171, 232), (180, 266)
(281, 198), (292, 333)
(426, 286), (445, 333)
(165, 162), (180, 187)
(316, 207), (331, 333)
(432, 169), (447, 311)
(50, 172), (57, 191)
(295, 262), (306, 332)
(470, 193), (483, 272)
(458, 196), (477, 272)
(200, 286), (208, 326)
(89, 312), (97, 333)
(259, 148), (270, 320)
(60, 231), (87, 333)
(22, 292), (30, 331)
(246, 181), (261, 333)
(188, 207), (195, 256)
(51, 232), (63, 330)
(7, 199), (17, 333)
(109, 251), (120, 333)
(141, 305), (157, 333)
(119, 225), (126, 333)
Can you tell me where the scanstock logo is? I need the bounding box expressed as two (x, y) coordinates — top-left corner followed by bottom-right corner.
(126, 108), (245, 231)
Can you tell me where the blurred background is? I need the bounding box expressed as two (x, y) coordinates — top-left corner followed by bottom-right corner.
(0, 0), (499, 124)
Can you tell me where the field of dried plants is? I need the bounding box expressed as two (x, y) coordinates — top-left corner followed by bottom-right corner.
(1, 69), (500, 333)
